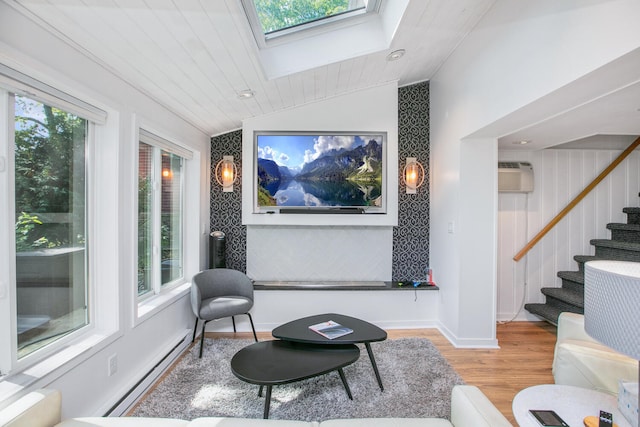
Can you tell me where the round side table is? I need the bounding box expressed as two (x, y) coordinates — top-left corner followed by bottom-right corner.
(512, 384), (631, 427)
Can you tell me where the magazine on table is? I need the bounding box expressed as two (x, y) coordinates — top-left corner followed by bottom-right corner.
(308, 320), (354, 339)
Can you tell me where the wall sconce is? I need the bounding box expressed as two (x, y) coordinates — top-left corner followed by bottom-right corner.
(403, 157), (424, 194)
(215, 155), (237, 192)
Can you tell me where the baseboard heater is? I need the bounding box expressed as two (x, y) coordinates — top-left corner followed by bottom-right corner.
(106, 330), (191, 416)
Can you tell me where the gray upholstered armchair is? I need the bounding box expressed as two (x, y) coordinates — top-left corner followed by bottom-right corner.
(191, 268), (257, 357)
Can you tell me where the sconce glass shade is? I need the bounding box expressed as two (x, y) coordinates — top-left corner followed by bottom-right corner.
(403, 157), (424, 194)
(215, 155), (237, 192)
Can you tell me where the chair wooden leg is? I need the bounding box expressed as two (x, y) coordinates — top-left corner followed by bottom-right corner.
(231, 316), (237, 333)
(192, 317), (198, 343)
(247, 312), (258, 342)
(199, 321), (207, 358)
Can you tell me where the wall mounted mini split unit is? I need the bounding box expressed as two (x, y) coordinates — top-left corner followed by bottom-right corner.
(498, 161), (534, 193)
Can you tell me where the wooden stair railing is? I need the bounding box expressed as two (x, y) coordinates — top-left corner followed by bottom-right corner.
(513, 136), (640, 262)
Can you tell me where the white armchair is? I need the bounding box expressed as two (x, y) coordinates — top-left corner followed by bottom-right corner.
(552, 312), (638, 395)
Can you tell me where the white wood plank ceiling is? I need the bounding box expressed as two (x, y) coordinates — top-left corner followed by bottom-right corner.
(5, 0), (496, 136)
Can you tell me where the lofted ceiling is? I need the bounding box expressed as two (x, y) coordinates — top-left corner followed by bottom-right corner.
(5, 0), (496, 136)
(5, 0), (639, 149)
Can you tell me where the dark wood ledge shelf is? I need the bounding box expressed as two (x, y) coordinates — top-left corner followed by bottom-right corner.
(252, 281), (439, 291)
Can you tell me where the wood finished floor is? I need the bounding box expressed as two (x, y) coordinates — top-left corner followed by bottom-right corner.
(387, 321), (558, 425)
(137, 321), (557, 425)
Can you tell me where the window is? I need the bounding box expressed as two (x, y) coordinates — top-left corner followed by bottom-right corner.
(243, 0), (381, 42)
(255, 0), (368, 35)
(0, 63), (107, 375)
(138, 130), (187, 299)
(13, 95), (89, 359)
(12, 95), (89, 360)
(240, 0), (400, 79)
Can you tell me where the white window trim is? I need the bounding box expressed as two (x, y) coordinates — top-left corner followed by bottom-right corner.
(0, 78), (120, 399)
(136, 282), (190, 323)
(241, 0), (382, 48)
(134, 124), (197, 325)
(0, 89), (14, 377)
(140, 129), (193, 160)
(0, 333), (122, 405)
(0, 63), (107, 124)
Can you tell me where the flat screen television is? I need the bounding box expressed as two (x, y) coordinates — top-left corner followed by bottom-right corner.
(254, 131), (387, 214)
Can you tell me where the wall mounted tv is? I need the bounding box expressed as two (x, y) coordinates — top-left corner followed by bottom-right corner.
(254, 131), (387, 214)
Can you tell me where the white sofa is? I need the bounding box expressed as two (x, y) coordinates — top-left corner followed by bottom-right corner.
(0, 385), (512, 427)
(552, 312), (638, 395)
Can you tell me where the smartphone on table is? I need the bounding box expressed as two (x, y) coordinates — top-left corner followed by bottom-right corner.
(529, 409), (569, 427)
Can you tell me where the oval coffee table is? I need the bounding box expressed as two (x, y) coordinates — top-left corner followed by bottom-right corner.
(272, 313), (388, 391)
(231, 340), (360, 419)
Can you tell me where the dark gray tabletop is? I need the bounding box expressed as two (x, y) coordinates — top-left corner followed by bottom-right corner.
(230, 340), (359, 385)
(272, 313), (387, 344)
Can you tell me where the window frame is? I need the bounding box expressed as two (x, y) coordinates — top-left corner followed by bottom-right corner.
(0, 86), (100, 376)
(0, 89), (14, 376)
(241, 0), (382, 48)
(136, 128), (190, 304)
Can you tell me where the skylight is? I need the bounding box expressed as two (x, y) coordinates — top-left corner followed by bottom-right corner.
(244, 0), (381, 42)
(241, 0), (408, 80)
(254, 0), (370, 37)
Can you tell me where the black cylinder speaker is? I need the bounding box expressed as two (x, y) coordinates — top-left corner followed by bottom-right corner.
(209, 231), (226, 269)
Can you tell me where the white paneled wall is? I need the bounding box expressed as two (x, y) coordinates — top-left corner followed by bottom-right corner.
(497, 147), (640, 321)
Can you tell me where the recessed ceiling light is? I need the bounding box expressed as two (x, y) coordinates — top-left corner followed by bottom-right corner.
(237, 89), (255, 99)
(512, 140), (531, 145)
(386, 49), (406, 61)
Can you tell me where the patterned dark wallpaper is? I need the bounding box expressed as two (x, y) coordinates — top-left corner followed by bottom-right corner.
(210, 81), (430, 279)
(210, 130), (245, 272)
(393, 81), (430, 281)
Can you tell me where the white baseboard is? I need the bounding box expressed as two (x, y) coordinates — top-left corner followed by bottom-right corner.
(106, 330), (192, 416)
(437, 322), (500, 349)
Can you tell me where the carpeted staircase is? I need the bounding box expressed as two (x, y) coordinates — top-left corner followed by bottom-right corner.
(525, 207), (640, 325)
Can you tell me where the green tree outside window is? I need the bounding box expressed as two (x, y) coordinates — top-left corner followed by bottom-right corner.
(254, 0), (355, 33)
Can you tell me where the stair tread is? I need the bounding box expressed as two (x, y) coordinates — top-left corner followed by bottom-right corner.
(607, 223), (640, 231)
(557, 270), (584, 284)
(574, 255), (603, 263)
(524, 303), (562, 325)
(590, 239), (640, 250)
(523, 304), (584, 325)
(541, 287), (584, 307)
(623, 207), (640, 214)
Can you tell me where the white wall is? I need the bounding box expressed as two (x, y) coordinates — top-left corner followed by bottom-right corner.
(497, 145), (640, 321)
(430, 0), (640, 346)
(252, 290), (440, 331)
(0, 2), (210, 417)
(242, 83), (398, 282)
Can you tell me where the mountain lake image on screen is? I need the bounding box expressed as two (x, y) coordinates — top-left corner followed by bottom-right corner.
(254, 132), (386, 213)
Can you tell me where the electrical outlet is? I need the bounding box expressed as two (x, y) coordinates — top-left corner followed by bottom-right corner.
(107, 354), (117, 376)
